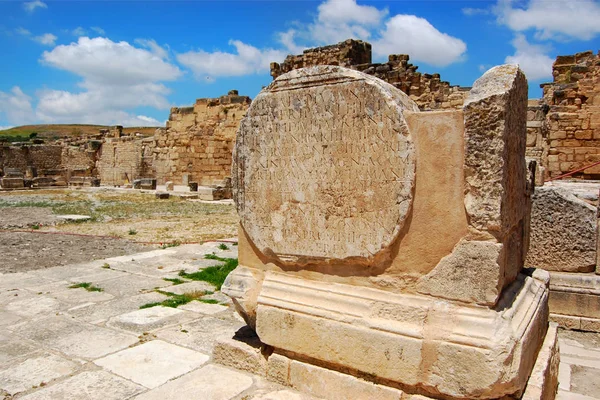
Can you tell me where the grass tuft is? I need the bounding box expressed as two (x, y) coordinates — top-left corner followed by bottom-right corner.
(139, 289), (210, 309)
(69, 282), (103, 292)
(217, 243), (229, 250)
(178, 255), (237, 291)
(163, 277), (185, 285)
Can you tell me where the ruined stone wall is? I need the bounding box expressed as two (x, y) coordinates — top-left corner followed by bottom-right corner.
(150, 91), (250, 186)
(61, 145), (97, 177)
(97, 137), (144, 186)
(540, 51), (600, 179)
(270, 39), (469, 111)
(0, 145), (63, 174)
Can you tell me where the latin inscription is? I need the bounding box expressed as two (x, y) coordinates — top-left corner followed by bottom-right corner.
(235, 71), (416, 261)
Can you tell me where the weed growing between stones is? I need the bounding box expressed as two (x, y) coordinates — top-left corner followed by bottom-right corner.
(101, 263), (111, 269)
(163, 277), (185, 285)
(128, 228), (137, 235)
(69, 282), (103, 292)
(178, 254), (238, 290)
(218, 243), (229, 250)
(139, 289), (213, 309)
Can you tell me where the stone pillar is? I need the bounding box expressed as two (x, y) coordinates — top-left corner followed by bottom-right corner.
(223, 65), (556, 399)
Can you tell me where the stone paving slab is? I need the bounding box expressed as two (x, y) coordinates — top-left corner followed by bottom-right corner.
(65, 291), (168, 325)
(0, 352), (80, 395)
(94, 340), (209, 389)
(92, 274), (171, 297)
(132, 364), (252, 400)
(0, 334), (39, 366)
(5, 296), (62, 319)
(107, 306), (199, 334)
(12, 315), (139, 360)
(179, 301), (229, 315)
(161, 281), (215, 295)
(154, 316), (244, 354)
(18, 370), (145, 400)
(3, 243), (599, 400)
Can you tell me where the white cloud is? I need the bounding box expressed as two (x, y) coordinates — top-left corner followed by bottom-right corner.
(23, 0), (47, 13)
(91, 26), (105, 35)
(309, 0), (387, 43)
(35, 37), (181, 125)
(0, 126), (14, 131)
(277, 29), (305, 55)
(33, 33), (57, 46)
(504, 34), (554, 81)
(177, 40), (285, 78)
(16, 27), (31, 36)
(496, 0), (600, 40)
(72, 27), (86, 36)
(462, 7), (490, 16)
(0, 87), (35, 125)
(135, 38), (169, 60)
(42, 37), (181, 85)
(373, 15), (467, 67)
(178, 0), (466, 80)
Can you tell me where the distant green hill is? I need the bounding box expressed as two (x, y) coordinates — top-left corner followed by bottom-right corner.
(0, 124), (160, 143)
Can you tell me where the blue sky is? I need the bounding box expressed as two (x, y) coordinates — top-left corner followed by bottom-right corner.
(1, 0), (599, 128)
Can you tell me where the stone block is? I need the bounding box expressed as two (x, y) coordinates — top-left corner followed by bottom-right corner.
(521, 323), (560, 400)
(225, 65), (550, 400)
(94, 340), (209, 389)
(549, 272), (600, 320)
(1, 177), (24, 188)
(526, 187), (596, 272)
(0, 352), (80, 396)
(132, 364), (253, 400)
(18, 371), (144, 400)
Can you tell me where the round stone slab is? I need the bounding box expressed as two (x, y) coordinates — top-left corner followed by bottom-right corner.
(233, 66), (418, 263)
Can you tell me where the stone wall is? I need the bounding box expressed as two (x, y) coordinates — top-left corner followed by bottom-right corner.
(149, 91), (250, 186)
(97, 136), (144, 186)
(0, 144), (64, 174)
(540, 51), (600, 179)
(270, 39), (470, 111)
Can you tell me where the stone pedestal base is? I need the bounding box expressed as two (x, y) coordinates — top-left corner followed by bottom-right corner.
(213, 323), (559, 400)
(223, 268), (555, 399)
(549, 272), (600, 332)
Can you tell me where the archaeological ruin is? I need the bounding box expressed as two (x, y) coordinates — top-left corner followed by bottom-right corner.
(2, 38), (600, 339)
(0, 90), (250, 198)
(216, 64), (558, 400)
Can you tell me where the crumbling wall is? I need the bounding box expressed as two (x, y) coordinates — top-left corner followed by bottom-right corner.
(61, 145), (97, 177)
(0, 145), (63, 174)
(539, 51), (600, 179)
(97, 137), (144, 186)
(270, 39), (469, 111)
(150, 91), (250, 186)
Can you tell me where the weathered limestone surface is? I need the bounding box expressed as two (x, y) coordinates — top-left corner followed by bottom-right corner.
(418, 64), (529, 306)
(225, 65), (554, 399)
(526, 187), (597, 272)
(233, 66), (418, 263)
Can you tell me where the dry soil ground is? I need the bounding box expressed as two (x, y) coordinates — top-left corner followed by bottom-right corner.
(0, 188), (238, 273)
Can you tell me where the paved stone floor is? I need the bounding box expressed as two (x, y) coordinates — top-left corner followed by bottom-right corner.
(1, 242), (600, 400)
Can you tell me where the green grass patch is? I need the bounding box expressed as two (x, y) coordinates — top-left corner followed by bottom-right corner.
(69, 282), (103, 292)
(163, 277), (185, 285)
(139, 289), (210, 309)
(199, 299), (220, 304)
(178, 255), (238, 291)
(101, 263), (111, 269)
(218, 243), (229, 250)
